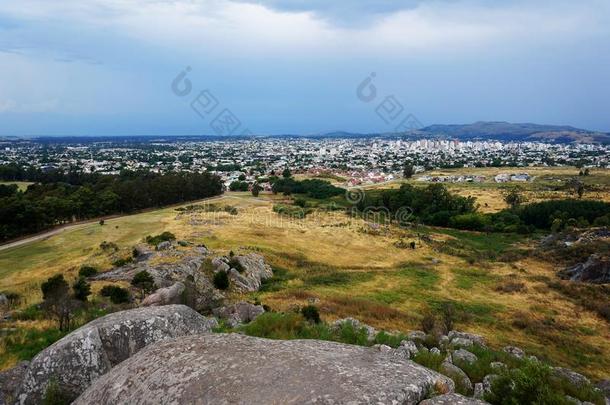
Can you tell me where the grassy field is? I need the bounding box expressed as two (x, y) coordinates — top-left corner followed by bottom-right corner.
(0, 181), (33, 191)
(0, 168), (609, 379)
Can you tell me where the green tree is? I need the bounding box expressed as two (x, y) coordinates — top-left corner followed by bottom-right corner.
(251, 182), (261, 197)
(72, 277), (91, 302)
(503, 186), (527, 210)
(282, 168), (292, 178)
(41, 274), (75, 331)
(403, 163), (415, 179)
(131, 270), (156, 299)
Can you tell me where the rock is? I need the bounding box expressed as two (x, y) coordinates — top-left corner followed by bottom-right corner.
(440, 361), (473, 395)
(93, 248), (223, 311)
(132, 244), (153, 261)
(503, 345), (525, 359)
(156, 241), (172, 251)
(595, 379), (610, 399)
(565, 396), (583, 404)
(439, 335), (450, 348)
(408, 330), (427, 342)
(0, 294), (7, 308)
(211, 257), (230, 273)
(395, 340), (419, 359)
(449, 331), (486, 347)
(16, 305), (217, 405)
(482, 374), (499, 394)
(452, 349), (478, 365)
(75, 333), (455, 404)
(226, 253), (273, 292)
(373, 344), (393, 353)
(553, 367), (591, 387)
(490, 362), (507, 373)
(473, 382), (484, 399)
(451, 337), (474, 348)
(430, 347), (441, 355)
(558, 254), (610, 284)
(331, 317), (377, 342)
(141, 282), (185, 307)
(0, 361), (29, 404)
(420, 393), (489, 404)
(212, 301), (265, 328)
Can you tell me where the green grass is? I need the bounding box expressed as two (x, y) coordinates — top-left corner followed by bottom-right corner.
(453, 267), (497, 289)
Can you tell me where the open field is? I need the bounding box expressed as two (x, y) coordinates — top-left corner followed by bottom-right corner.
(0, 181), (33, 191)
(0, 168), (609, 378)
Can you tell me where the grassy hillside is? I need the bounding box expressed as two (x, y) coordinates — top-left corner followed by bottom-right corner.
(0, 168), (609, 379)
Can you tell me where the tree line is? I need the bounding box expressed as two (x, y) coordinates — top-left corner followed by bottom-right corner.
(0, 165), (224, 241)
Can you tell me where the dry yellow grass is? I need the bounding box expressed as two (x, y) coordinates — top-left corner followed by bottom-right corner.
(0, 171), (609, 377)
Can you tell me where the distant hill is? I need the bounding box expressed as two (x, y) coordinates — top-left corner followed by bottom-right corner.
(418, 121), (610, 144)
(317, 121), (610, 144)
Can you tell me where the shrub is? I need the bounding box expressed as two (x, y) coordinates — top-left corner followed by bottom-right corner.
(485, 359), (604, 405)
(412, 350), (444, 372)
(72, 277), (91, 302)
(440, 302), (456, 334)
(495, 281), (526, 293)
(449, 213), (491, 231)
(100, 285), (130, 304)
(145, 231), (176, 246)
(99, 241), (118, 252)
(213, 271), (230, 290)
(301, 305), (321, 324)
(374, 331), (407, 348)
(78, 265), (98, 278)
(112, 257), (133, 267)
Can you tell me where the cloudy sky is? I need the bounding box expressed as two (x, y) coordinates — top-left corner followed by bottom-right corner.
(0, 0), (609, 136)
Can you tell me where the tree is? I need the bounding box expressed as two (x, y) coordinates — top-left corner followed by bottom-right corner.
(238, 174), (246, 181)
(73, 277), (91, 302)
(41, 274), (75, 331)
(503, 187), (527, 210)
(251, 182), (261, 197)
(282, 168), (292, 178)
(131, 270), (156, 299)
(403, 163), (415, 179)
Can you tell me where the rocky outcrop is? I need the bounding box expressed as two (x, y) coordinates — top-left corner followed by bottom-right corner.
(558, 254), (610, 284)
(440, 361), (473, 395)
(141, 282), (185, 306)
(212, 301), (265, 328)
(552, 367), (591, 387)
(503, 345), (525, 359)
(331, 317), (377, 342)
(75, 333), (455, 404)
(448, 331), (486, 347)
(452, 349), (478, 365)
(225, 253), (274, 292)
(595, 380), (610, 403)
(420, 393), (489, 404)
(16, 305), (217, 405)
(0, 361), (29, 404)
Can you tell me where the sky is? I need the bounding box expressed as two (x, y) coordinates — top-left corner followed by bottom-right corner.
(0, 0), (609, 136)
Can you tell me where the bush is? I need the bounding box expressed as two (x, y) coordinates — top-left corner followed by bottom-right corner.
(112, 257), (133, 267)
(100, 285), (130, 304)
(440, 302), (456, 334)
(78, 265), (98, 278)
(213, 271), (230, 290)
(485, 359), (605, 405)
(449, 213), (491, 231)
(145, 231), (176, 246)
(72, 277), (91, 302)
(301, 305), (321, 324)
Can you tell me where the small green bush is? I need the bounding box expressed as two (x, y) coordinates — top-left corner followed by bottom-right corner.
(412, 350), (444, 372)
(373, 331), (407, 348)
(301, 305), (321, 324)
(145, 231), (176, 246)
(213, 271), (230, 290)
(78, 265), (98, 278)
(100, 285), (130, 304)
(112, 257), (133, 267)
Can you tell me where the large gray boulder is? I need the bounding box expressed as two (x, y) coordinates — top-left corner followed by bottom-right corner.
(0, 361), (29, 405)
(141, 282), (185, 306)
(448, 331), (486, 347)
(212, 301), (265, 327)
(440, 361), (473, 395)
(75, 334), (455, 404)
(16, 305), (217, 405)
(420, 393), (489, 404)
(227, 253), (273, 292)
